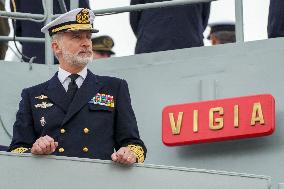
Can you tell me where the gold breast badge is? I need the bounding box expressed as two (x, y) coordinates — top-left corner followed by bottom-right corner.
(34, 102), (53, 109)
(35, 95), (48, 100)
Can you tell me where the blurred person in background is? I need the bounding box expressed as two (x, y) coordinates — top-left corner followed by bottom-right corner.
(92, 35), (115, 59)
(268, 0), (284, 38)
(130, 0), (211, 54)
(0, 0), (10, 60)
(208, 22), (236, 45)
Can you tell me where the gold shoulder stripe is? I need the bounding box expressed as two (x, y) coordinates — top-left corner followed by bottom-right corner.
(127, 144), (145, 163)
(11, 147), (29, 153)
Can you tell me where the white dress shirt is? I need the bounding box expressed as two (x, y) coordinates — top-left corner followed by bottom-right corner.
(57, 66), (88, 92)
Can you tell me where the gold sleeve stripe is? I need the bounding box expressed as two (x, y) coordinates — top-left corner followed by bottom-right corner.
(127, 144), (145, 163)
(11, 147), (29, 153)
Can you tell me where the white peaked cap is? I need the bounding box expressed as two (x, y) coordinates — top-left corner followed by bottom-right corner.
(41, 8), (98, 36)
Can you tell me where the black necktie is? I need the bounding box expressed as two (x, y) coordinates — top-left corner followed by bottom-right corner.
(67, 74), (79, 105)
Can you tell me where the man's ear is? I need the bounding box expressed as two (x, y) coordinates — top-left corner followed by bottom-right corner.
(51, 40), (62, 55)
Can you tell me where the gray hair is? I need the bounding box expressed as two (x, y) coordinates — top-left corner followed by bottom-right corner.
(51, 33), (63, 59)
(51, 33), (63, 42)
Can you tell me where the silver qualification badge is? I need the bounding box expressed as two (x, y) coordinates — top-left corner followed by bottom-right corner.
(40, 117), (46, 127)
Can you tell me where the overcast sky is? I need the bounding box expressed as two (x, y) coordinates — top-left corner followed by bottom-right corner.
(5, 0), (270, 60)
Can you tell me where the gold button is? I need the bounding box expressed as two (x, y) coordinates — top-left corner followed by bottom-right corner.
(83, 147), (88, 152)
(83, 128), (89, 134)
(60, 129), (66, 134)
(59, 148), (64, 153)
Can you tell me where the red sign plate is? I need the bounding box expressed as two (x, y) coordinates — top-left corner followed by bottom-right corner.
(162, 94), (275, 146)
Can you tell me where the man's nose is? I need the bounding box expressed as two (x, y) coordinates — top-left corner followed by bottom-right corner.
(81, 37), (91, 47)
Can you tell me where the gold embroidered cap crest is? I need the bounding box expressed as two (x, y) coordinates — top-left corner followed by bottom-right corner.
(76, 9), (90, 24)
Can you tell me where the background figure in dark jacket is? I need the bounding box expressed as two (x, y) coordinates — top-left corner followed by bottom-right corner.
(0, 0), (10, 60)
(268, 0), (284, 38)
(11, 0), (89, 64)
(130, 0), (211, 54)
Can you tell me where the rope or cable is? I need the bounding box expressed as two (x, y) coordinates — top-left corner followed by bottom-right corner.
(7, 0), (47, 22)
(11, 0), (16, 12)
(7, 44), (22, 60)
(0, 115), (12, 139)
(57, 0), (67, 13)
(12, 23), (32, 61)
(12, 24), (32, 61)
(41, 0), (47, 22)
(10, 0), (37, 62)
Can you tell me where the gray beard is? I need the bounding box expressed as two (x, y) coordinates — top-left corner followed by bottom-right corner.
(62, 48), (92, 67)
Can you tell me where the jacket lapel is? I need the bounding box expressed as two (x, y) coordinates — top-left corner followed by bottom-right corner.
(61, 70), (103, 126)
(44, 73), (69, 113)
